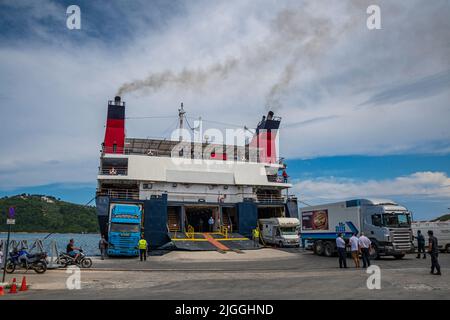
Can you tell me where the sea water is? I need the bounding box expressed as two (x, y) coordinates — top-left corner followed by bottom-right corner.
(0, 233), (101, 256)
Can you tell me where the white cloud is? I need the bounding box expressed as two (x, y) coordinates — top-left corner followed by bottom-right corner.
(293, 171), (450, 203)
(0, 0), (449, 188)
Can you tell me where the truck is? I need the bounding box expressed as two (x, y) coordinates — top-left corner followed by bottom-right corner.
(412, 221), (450, 253)
(258, 217), (300, 247)
(107, 203), (143, 256)
(300, 199), (413, 259)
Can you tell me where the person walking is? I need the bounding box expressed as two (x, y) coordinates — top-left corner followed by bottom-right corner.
(208, 216), (215, 233)
(98, 234), (109, 260)
(336, 233), (347, 268)
(252, 227), (260, 247)
(199, 218), (204, 232)
(349, 233), (360, 268)
(428, 230), (441, 275)
(138, 235), (148, 262)
(415, 230), (426, 259)
(358, 232), (372, 268)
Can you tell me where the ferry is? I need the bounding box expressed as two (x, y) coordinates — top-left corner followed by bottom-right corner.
(96, 96), (298, 252)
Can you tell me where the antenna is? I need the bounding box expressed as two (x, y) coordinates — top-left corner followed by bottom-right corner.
(178, 102), (186, 141)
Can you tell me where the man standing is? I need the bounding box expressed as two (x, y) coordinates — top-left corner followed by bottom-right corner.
(208, 216), (215, 232)
(358, 232), (372, 268)
(138, 235), (148, 262)
(349, 233), (360, 268)
(98, 234), (108, 260)
(282, 169), (288, 183)
(428, 230), (441, 275)
(336, 233), (347, 268)
(415, 230), (426, 259)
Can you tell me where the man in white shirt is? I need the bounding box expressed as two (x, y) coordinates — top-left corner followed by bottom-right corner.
(358, 232), (372, 268)
(349, 233), (360, 268)
(335, 233), (347, 268)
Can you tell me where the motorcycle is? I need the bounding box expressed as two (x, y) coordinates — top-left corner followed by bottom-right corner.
(58, 248), (93, 268)
(5, 249), (48, 274)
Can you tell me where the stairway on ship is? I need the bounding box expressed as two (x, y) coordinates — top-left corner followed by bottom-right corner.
(167, 208), (180, 232)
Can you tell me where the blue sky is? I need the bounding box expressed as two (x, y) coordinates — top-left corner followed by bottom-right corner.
(0, 0), (449, 220)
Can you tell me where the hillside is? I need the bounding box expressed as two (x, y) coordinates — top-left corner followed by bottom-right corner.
(433, 214), (450, 222)
(0, 194), (98, 233)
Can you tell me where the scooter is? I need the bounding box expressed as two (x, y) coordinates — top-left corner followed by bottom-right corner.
(58, 248), (93, 268)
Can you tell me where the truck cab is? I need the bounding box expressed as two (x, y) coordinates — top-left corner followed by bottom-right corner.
(107, 204), (142, 256)
(258, 218), (300, 247)
(362, 200), (413, 258)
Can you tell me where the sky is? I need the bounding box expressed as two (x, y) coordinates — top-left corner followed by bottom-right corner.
(0, 0), (449, 220)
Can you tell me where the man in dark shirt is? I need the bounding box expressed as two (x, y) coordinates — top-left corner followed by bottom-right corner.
(416, 230), (426, 259)
(66, 239), (81, 262)
(427, 230), (441, 275)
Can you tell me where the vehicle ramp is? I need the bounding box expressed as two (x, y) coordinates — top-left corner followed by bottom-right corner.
(168, 231), (260, 251)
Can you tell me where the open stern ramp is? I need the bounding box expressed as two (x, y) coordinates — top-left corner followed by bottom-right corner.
(168, 231), (260, 251)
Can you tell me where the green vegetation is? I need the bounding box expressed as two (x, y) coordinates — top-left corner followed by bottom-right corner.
(0, 194), (98, 233)
(433, 214), (450, 222)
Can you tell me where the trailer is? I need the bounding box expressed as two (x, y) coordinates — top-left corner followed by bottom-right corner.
(412, 221), (450, 253)
(300, 199), (413, 259)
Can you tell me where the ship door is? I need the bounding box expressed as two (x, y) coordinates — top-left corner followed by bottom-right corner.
(185, 206), (218, 232)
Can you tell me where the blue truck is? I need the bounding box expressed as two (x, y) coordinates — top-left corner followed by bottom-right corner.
(107, 204), (143, 256)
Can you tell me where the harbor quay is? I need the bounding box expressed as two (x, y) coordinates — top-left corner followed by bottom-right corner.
(1, 249), (449, 300)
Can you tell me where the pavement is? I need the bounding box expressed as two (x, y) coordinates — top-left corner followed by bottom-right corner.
(1, 248), (449, 299)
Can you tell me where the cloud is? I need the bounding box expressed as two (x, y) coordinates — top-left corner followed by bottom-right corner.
(359, 70), (450, 107)
(293, 171), (450, 203)
(0, 0), (449, 188)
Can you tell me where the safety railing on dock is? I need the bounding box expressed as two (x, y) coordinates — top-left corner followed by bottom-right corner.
(219, 226), (229, 239)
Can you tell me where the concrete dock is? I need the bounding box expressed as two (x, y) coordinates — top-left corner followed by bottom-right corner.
(1, 249), (449, 300)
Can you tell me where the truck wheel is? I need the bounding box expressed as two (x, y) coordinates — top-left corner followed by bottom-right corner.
(324, 242), (334, 257)
(278, 241), (284, 248)
(370, 243), (380, 260)
(314, 240), (325, 256)
(394, 254), (405, 260)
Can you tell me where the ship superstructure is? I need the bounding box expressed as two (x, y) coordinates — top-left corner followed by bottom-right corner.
(96, 96), (298, 250)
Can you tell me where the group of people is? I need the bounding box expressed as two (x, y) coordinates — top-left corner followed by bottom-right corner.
(335, 230), (442, 275)
(336, 232), (372, 269)
(414, 230), (441, 275)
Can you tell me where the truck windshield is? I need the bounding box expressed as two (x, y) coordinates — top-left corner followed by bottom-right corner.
(280, 227), (298, 235)
(382, 213), (411, 228)
(110, 223), (140, 233)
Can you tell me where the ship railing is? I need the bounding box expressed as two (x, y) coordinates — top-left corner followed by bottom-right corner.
(96, 188), (139, 200)
(267, 175), (290, 184)
(98, 166), (128, 176)
(256, 194), (286, 204)
(101, 145), (287, 165)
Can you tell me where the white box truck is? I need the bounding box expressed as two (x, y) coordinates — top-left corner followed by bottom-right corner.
(258, 217), (300, 247)
(412, 221), (450, 253)
(300, 199), (413, 259)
